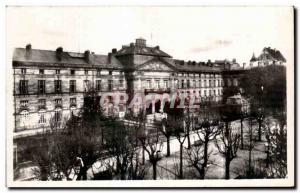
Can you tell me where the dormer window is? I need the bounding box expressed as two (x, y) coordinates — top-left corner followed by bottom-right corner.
(39, 69), (44, 75)
(21, 68), (26, 75)
(55, 69), (60, 75)
(70, 70), (75, 75)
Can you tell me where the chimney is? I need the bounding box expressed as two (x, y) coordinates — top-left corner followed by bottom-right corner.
(243, 63), (246, 69)
(135, 38), (146, 47)
(25, 44), (32, 58)
(108, 53), (112, 64)
(56, 47), (63, 61)
(155, 46), (160, 50)
(26, 44), (32, 51)
(112, 48), (117, 54)
(232, 58), (236, 63)
(84, 50), (90, 63)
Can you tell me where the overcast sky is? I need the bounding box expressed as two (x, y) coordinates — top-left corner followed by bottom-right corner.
(7, 6), (293, 65)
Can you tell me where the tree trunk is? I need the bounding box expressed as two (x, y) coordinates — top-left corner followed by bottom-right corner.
(77, 166), (88, 180)
(248, 145), (252, 176)
(258, 121), (262, 141)
(225, 121), (229, 138)
(152, 161), (157, 180)
(225, 155), (230, 179)
(142, 146), (145, 165)
(203, 140), (208, 167)
(166, 136), (170, 157)
(187, 131), (191, 149)
(179, 143), (183, 179)
(240, 119), (244, 149)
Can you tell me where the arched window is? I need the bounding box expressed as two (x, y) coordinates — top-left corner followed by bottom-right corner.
(54, 108), (62, 123)
(20, 110), (29, 127)
(38, 109), (46, 124)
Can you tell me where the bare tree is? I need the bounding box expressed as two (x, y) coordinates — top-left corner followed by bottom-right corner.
(215, 123), (240, 179)
(264, 113), (287, 178)
(173, 117), (187, 179)
(196, 117), (221, 168)
(30, 117), (74, 181)
(140, 127), (164, 180)
(245, 116), (256, 177)
(185, 144), (213, 179)
(157, 116), (175, 157)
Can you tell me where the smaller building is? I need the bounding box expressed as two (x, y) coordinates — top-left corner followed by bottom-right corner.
(249, 47), (286, 68)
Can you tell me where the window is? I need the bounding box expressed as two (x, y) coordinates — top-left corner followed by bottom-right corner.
(70, 70), (75, 75)
(54, 109), (61, 123)
(146, 80), (151, 89)
(155, 80), (160, 89)
(20, 110), (29, 127)
(96, 80), (101, 91)
(39, 69), (44, 75)
(119, 80), (124, 88)
(69, 80), (76, 93)
(209, 90), (212, 96)
(164, 80), (168, 88)
(209, 80), (212, 87)
(84, 70), (88, 75)
(174, 79), (178, 88)
(181, 80), (184, 89)
(70, 97), (76, 107)
(204, 80), (207, 88)
(213, 90), (216, 96)
(19, 80), (28, 94)
(54, 80), (62, 93)
(38, 111), (46, 124)
(38, 80), (46, 94)
(21, 68), (26, 74)
(193, 80), (196, 88)
(54, 98), (62, 107)
(108, 80), (113, 91)
(109, 71), (112, 75)
(84, 80), (90, 92)
(97, 70), (101, 76)
(20, 100), (28, 108)
(204, 90), (207, 96)
(187, 80), (190, 88)
(38, 99), (46, 109)
(55, 69), (60, 75)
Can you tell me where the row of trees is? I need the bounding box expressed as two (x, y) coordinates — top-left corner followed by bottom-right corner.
(27, 65), (287, 180)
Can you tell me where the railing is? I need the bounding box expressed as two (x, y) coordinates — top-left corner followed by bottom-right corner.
(144, 88), (171, 94)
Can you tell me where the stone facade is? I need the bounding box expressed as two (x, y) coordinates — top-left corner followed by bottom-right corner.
(12, 38), (244, 138)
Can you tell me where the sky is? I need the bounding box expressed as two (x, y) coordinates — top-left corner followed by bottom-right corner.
(6, 6), (294, 65)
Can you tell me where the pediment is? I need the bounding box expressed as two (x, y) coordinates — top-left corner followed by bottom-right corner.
(137, 59), (176, 72)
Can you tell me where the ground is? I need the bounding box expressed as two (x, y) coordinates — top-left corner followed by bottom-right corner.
(15, 118), (270, 181)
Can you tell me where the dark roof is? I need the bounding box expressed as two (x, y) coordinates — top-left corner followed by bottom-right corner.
(258, 47), (286, 62)
(167, 58), (222, 73)
(250, 53), (257, 62)
(116, 44), (172, 58)
(13, 48), (123, 69)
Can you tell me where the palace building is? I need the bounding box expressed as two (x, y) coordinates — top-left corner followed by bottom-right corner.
(250, 47), (286, 67)
(12, 38), (244, 140)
